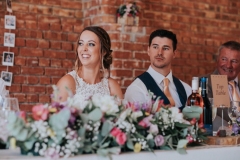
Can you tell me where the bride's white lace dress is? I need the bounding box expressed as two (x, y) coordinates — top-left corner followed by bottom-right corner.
(68, 70), (110, 101)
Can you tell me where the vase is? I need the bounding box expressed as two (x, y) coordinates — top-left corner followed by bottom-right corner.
(117, 16), (139, 26)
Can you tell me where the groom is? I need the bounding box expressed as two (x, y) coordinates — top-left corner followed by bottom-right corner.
(124, 29), (192, 111)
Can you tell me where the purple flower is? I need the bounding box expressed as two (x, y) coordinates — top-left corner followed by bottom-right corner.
(154, 135), (164, 146)
(236, 117), (240, 123)
(141, 103), (150, 111)
(232, 123), (240, 135)
(142, 115), (153, 127)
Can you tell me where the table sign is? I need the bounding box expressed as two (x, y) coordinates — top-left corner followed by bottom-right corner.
(210, 75), (230, 136)
(210, 75), (230, 107)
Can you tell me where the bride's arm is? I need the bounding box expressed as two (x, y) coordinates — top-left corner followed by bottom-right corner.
(55, 75), (76, 102)
(108, 78), (123, 100)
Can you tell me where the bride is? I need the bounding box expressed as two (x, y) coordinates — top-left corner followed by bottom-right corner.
(56, 26), (123, 102)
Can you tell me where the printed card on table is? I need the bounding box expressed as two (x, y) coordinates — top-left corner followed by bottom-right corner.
(211, 75), (230, 107)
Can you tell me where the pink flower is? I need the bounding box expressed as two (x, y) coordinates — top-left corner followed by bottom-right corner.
(190, 118), (197, 125)
(140, 115), (153, 127)
(154, 135), (164, 146)
(110, 127), (122, 137)
(116, 132), (127, 145)
(186, 135), (193, 143)
(19, 111), (26, 122)
(32, 104), (49, 121)
(138, 120), (148, 128)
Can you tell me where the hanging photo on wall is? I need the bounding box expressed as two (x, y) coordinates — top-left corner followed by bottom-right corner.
(6, 0), (12, 13)
(4, 32), (15, 47)
(1, 71), (13, 86)
(2, 51), (14, 66)
(5, 15), (16, 29)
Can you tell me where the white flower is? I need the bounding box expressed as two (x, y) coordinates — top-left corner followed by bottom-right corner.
(131, 111), (143, 121)
(160, 108), (169, 123)
(116, 108), (132, 124)
(146, 133), (153, 140)
(92, 94), (119, 114)
(71, 96), (89, 110)
(121, 121), (131, 131)
(169, 107), (184, 123)
(149, 124), (159, 135)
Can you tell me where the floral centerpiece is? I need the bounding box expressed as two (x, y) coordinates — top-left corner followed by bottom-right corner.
(231, 117), (240, 135)
(5, 86), (207, 159)
(117, 2), (140, 26)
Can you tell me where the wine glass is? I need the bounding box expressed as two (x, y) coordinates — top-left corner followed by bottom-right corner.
(228, 101), (240, 124)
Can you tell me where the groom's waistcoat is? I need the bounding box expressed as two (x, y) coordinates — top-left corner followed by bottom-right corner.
(138, 72), (187, 111)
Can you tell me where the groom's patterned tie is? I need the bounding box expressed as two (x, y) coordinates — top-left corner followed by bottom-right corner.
(163, 78), (175, 106)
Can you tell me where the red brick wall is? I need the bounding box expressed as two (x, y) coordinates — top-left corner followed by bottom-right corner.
(0, 0), (240, 111)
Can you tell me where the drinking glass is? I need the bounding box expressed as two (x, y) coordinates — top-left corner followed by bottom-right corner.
(2, 97), (19, 112)
(228, 101), (240, 123)
(209, 98), (217, 121)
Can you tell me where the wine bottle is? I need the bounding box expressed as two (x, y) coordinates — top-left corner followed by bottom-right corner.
(187, 77), (203, 124)
(200, 77), (213, 136)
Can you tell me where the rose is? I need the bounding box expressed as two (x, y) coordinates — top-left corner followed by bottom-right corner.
(149, 124), (159, 135)
(142, 115), (153, 126)
(186, 134), (193, 143)
(138, 120), (148, 128)
(19, 111), (26, 122)
(154, 135), (164, 147)
(110, 127), (122, 137)
(110, 127), (127, 145)
(116, 131), (127, 145)
(32, 104), (49, 121)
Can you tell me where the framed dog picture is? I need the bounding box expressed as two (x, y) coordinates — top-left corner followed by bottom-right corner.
(6, 0), (12, 13)
(4, 32), (15, 47)
(1, 71), (13, 86)
(5, 15), (16, 29)
(2, 51), (14, 66)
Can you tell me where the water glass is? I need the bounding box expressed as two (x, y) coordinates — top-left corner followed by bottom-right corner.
(209, 98), (217, 121)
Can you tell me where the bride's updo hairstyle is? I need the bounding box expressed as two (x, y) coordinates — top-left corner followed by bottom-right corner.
(75, 26), (112, 78)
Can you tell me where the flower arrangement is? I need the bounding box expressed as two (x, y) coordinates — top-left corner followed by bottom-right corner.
(231, 117), (240, 135)
(117, 2), (140, 18)
(5, 86), (207, 159)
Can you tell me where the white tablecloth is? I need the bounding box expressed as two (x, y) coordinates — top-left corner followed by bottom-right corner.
(0, 145), (239, 160)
